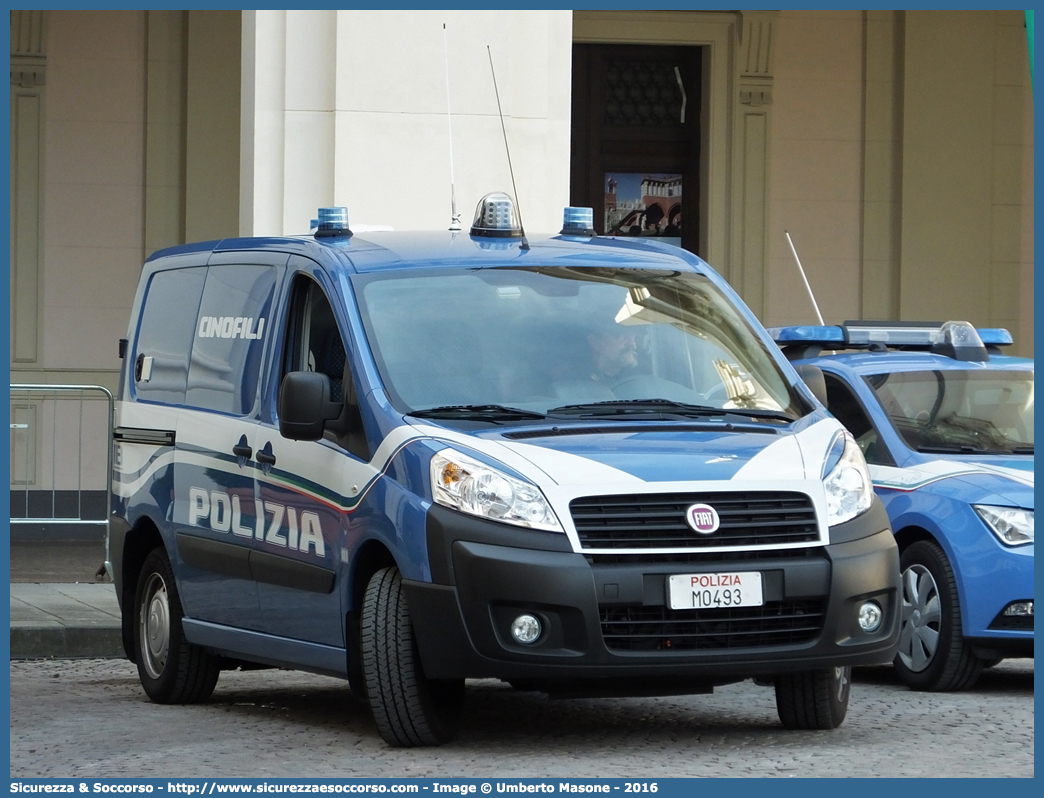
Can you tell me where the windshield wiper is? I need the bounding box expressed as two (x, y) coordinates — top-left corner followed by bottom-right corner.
(408, 404), (547, 421)
(916, 444), (1031, 455)
(548, 399), (724, 417)
(918, 442), (1031, 455)
(547, 399), (796, 423)
(917, 444), (987, 454)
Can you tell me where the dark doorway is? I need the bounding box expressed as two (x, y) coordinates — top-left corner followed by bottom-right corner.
(571, 44), (702, 255)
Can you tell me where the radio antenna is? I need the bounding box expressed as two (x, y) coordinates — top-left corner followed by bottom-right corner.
(785, 230), (825, 325)
(443, 24), (461, 231)
(487, 45), (529, 250)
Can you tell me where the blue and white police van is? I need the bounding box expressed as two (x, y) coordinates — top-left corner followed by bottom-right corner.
(772, 321), (1033, 691)
(111, 196), (901, 746)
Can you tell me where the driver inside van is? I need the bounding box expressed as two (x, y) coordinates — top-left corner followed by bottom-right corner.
(586, 324), (640, 385)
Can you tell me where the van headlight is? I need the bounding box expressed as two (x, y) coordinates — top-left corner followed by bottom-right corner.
(823, 431), (874, 526)
(974, 505), (1034, 546)
(430, 448), (563, 532)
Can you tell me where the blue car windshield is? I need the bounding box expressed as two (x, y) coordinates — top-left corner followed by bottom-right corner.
(352, 266), (805, 419)
(867, 369), (1034, 454)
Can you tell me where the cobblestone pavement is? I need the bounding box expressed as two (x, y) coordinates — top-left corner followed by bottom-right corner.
(9, 658), (1032, 779)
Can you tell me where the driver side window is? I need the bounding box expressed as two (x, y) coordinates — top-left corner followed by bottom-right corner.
(282, 275), (370, 461)
(823, 373), (894, 466)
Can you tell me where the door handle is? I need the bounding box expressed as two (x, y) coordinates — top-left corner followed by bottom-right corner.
(256, 448), (277, 466)
(232, 434), (252, 468)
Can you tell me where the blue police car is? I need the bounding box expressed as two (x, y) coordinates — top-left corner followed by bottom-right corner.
(111, 197), (902, 746)
(772, 321), (1033, 691)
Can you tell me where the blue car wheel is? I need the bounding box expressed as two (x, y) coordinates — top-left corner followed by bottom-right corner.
(894, 540), (984, 691)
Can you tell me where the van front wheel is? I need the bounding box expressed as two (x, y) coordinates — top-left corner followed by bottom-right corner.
(774, 666), (851, 729)
(133, 547), (220, 704)
(361, 567), (464, 747)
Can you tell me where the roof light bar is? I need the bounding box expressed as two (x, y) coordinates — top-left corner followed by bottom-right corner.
(930, 320), (988, 361)
(976, 328), (1015, 346)
(470, 192), (522, 238)
(768, 326), (844, 344)
(561, 206), (596, 237)
(770, 320), (1012, 360)
(842, 321), (939, 346)
(314, 207), (352, 238)
(771, 322), (1012, 347)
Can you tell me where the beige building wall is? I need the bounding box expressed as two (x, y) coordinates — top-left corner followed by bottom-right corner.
(241, 10), (573, 237)
(10, 9), (1035, 392)
(185, 10), (241, 243)
(765, 10), (1033, 356)
(766, 10), (865, 328)
(900, 10), (1034, 357)
(36, 11), (147, 382)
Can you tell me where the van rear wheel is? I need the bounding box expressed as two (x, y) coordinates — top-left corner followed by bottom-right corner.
(361, 567), (464, 747)
(134, 547), (220, 703)
(775, 666), (851, 729)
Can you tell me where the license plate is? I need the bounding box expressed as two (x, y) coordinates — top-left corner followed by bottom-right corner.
(668, 571), (764, 610)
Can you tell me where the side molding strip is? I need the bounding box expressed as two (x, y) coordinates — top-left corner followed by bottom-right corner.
(176, 533), (336, 593)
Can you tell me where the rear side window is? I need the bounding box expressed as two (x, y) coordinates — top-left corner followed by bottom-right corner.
(134, 267), (207, 405)
(185, 264), (278, 416)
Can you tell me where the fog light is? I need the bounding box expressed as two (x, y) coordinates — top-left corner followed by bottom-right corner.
(511, 614), (542, 645)
(858, 601), (883, 632)
(1003, 601), (1033, 616)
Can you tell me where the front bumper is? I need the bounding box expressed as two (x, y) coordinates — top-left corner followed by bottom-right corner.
(407, 502), (901, 683)
(960, 542), (1034, 647)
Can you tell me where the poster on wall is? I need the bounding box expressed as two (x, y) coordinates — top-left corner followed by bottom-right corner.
(604, 173), (682, 248)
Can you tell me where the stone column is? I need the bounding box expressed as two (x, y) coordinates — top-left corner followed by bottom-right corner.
(731, 10), (776, 318)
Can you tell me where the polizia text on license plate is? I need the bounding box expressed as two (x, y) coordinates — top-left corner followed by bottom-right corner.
(668, 571), (764, 610)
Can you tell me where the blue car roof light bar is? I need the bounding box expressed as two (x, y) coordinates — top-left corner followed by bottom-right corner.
(770, 320), (1012, 361)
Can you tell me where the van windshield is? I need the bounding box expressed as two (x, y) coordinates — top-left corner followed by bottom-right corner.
(352, 266), (805, 420)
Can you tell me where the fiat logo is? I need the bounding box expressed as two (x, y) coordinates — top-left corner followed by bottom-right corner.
(686, 503), (720, 534)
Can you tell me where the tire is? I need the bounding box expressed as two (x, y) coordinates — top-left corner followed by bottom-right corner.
(775, 666), (851, 730)
(133, 547), (220, 704)
(361, 567), (464, 747)
(893, 540), (983, 691)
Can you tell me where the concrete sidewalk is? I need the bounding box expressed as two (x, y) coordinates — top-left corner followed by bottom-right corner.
(10, 582), (124, 659)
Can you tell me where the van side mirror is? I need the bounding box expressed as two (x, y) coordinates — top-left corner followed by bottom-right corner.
(794, 364), (829, 407)
(278, 371), (343, 441)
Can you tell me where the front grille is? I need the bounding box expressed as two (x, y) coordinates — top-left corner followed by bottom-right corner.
(587, 547), (825, 566)
(571, 491), (819, 549)
(601, 599), (827, 652)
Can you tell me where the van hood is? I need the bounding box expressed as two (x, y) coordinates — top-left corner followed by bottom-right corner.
(411, 418), (844, 487)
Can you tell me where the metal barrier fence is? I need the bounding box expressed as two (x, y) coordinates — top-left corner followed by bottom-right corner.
(9, 384), (114, 580)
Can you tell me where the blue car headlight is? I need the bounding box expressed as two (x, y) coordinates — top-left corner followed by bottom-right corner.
(822, 431), (874, 526)
(430, 448), (563, 532)
(974, 505), (1034, 546)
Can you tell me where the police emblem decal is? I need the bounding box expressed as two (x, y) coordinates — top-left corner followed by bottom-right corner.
(686, 503), (720, 534)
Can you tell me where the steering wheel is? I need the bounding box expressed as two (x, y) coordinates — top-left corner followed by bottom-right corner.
(700, 383), (729, 405)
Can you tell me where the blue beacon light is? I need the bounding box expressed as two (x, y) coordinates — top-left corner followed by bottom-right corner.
(561, 206), (596, 237)
(315, 206), (351, 238)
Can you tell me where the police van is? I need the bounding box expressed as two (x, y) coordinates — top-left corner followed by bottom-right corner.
(111, 196), (901, 747)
